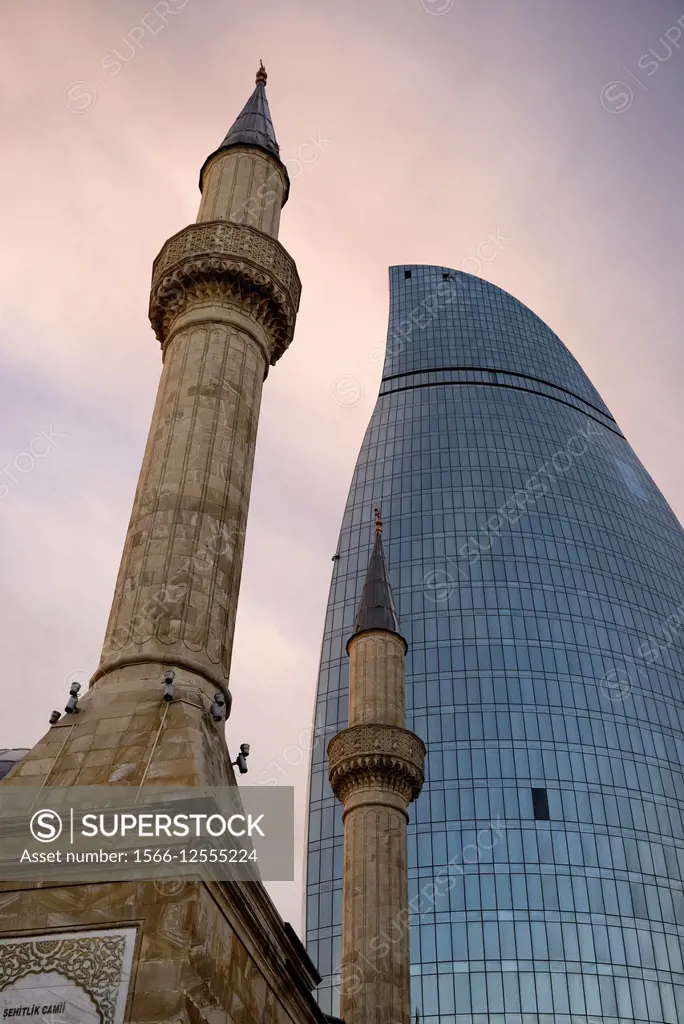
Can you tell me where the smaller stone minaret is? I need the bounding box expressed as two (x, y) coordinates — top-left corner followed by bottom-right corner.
(328, 509), (425, 1024)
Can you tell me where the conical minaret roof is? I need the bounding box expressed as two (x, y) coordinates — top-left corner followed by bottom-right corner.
(199, 63), (289, 200)
(349, 509), (405, 645)
(218, 61), (280, 157)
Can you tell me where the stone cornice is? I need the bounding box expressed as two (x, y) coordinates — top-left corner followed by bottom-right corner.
(149, 221), (301, 363)
(328, 723), (425, 806)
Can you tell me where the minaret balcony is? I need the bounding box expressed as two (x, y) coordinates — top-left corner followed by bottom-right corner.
(149, 220), (301, 362)
(328, 723), (425, 807)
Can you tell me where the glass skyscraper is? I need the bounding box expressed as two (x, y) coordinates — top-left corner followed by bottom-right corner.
(306, 266), (684, 1023)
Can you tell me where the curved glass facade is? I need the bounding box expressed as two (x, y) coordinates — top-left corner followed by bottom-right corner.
(306, 266), (684, 1023)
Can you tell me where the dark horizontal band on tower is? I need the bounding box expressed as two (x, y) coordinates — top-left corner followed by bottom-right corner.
(379, 367), (623, 437)
(382, 365), (614, 420)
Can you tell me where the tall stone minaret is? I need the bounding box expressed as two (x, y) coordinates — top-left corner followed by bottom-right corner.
(90, 60), (299, 718)
(8, 67), (298, 787)
(328, 509), (425, 1024)
(0, 70), (325, 1023)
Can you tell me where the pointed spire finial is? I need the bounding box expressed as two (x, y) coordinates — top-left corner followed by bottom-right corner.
(348, 506), (405, 645)
(256, 60), (267, 85)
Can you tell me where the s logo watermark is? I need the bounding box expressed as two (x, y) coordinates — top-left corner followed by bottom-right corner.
(30, 809), (63, 843)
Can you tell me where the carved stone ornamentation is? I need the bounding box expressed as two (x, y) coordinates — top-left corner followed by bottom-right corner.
(149, 221), (301, 362)
(0, 930), (134, 1024)
(327, 723), (425, 805)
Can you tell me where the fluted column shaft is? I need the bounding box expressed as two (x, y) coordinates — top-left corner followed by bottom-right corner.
(341, 797), (411, 1024)
(96, 316), (266, 694)
(348, 633), (406, 728)
(198, 147), (287, 234)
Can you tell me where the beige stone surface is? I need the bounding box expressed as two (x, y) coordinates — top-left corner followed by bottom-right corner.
(6, 663), (234, 789)
(342, 805), (411, 1024)
(95, 321), (266, 698)
(197, 146), (288, 236)
(348, 632), (407, 728)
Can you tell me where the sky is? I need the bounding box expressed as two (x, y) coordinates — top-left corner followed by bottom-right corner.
(2, 0), (684, 929)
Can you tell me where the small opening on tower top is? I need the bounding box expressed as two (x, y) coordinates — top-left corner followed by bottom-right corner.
(404, 270), (412, 279)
